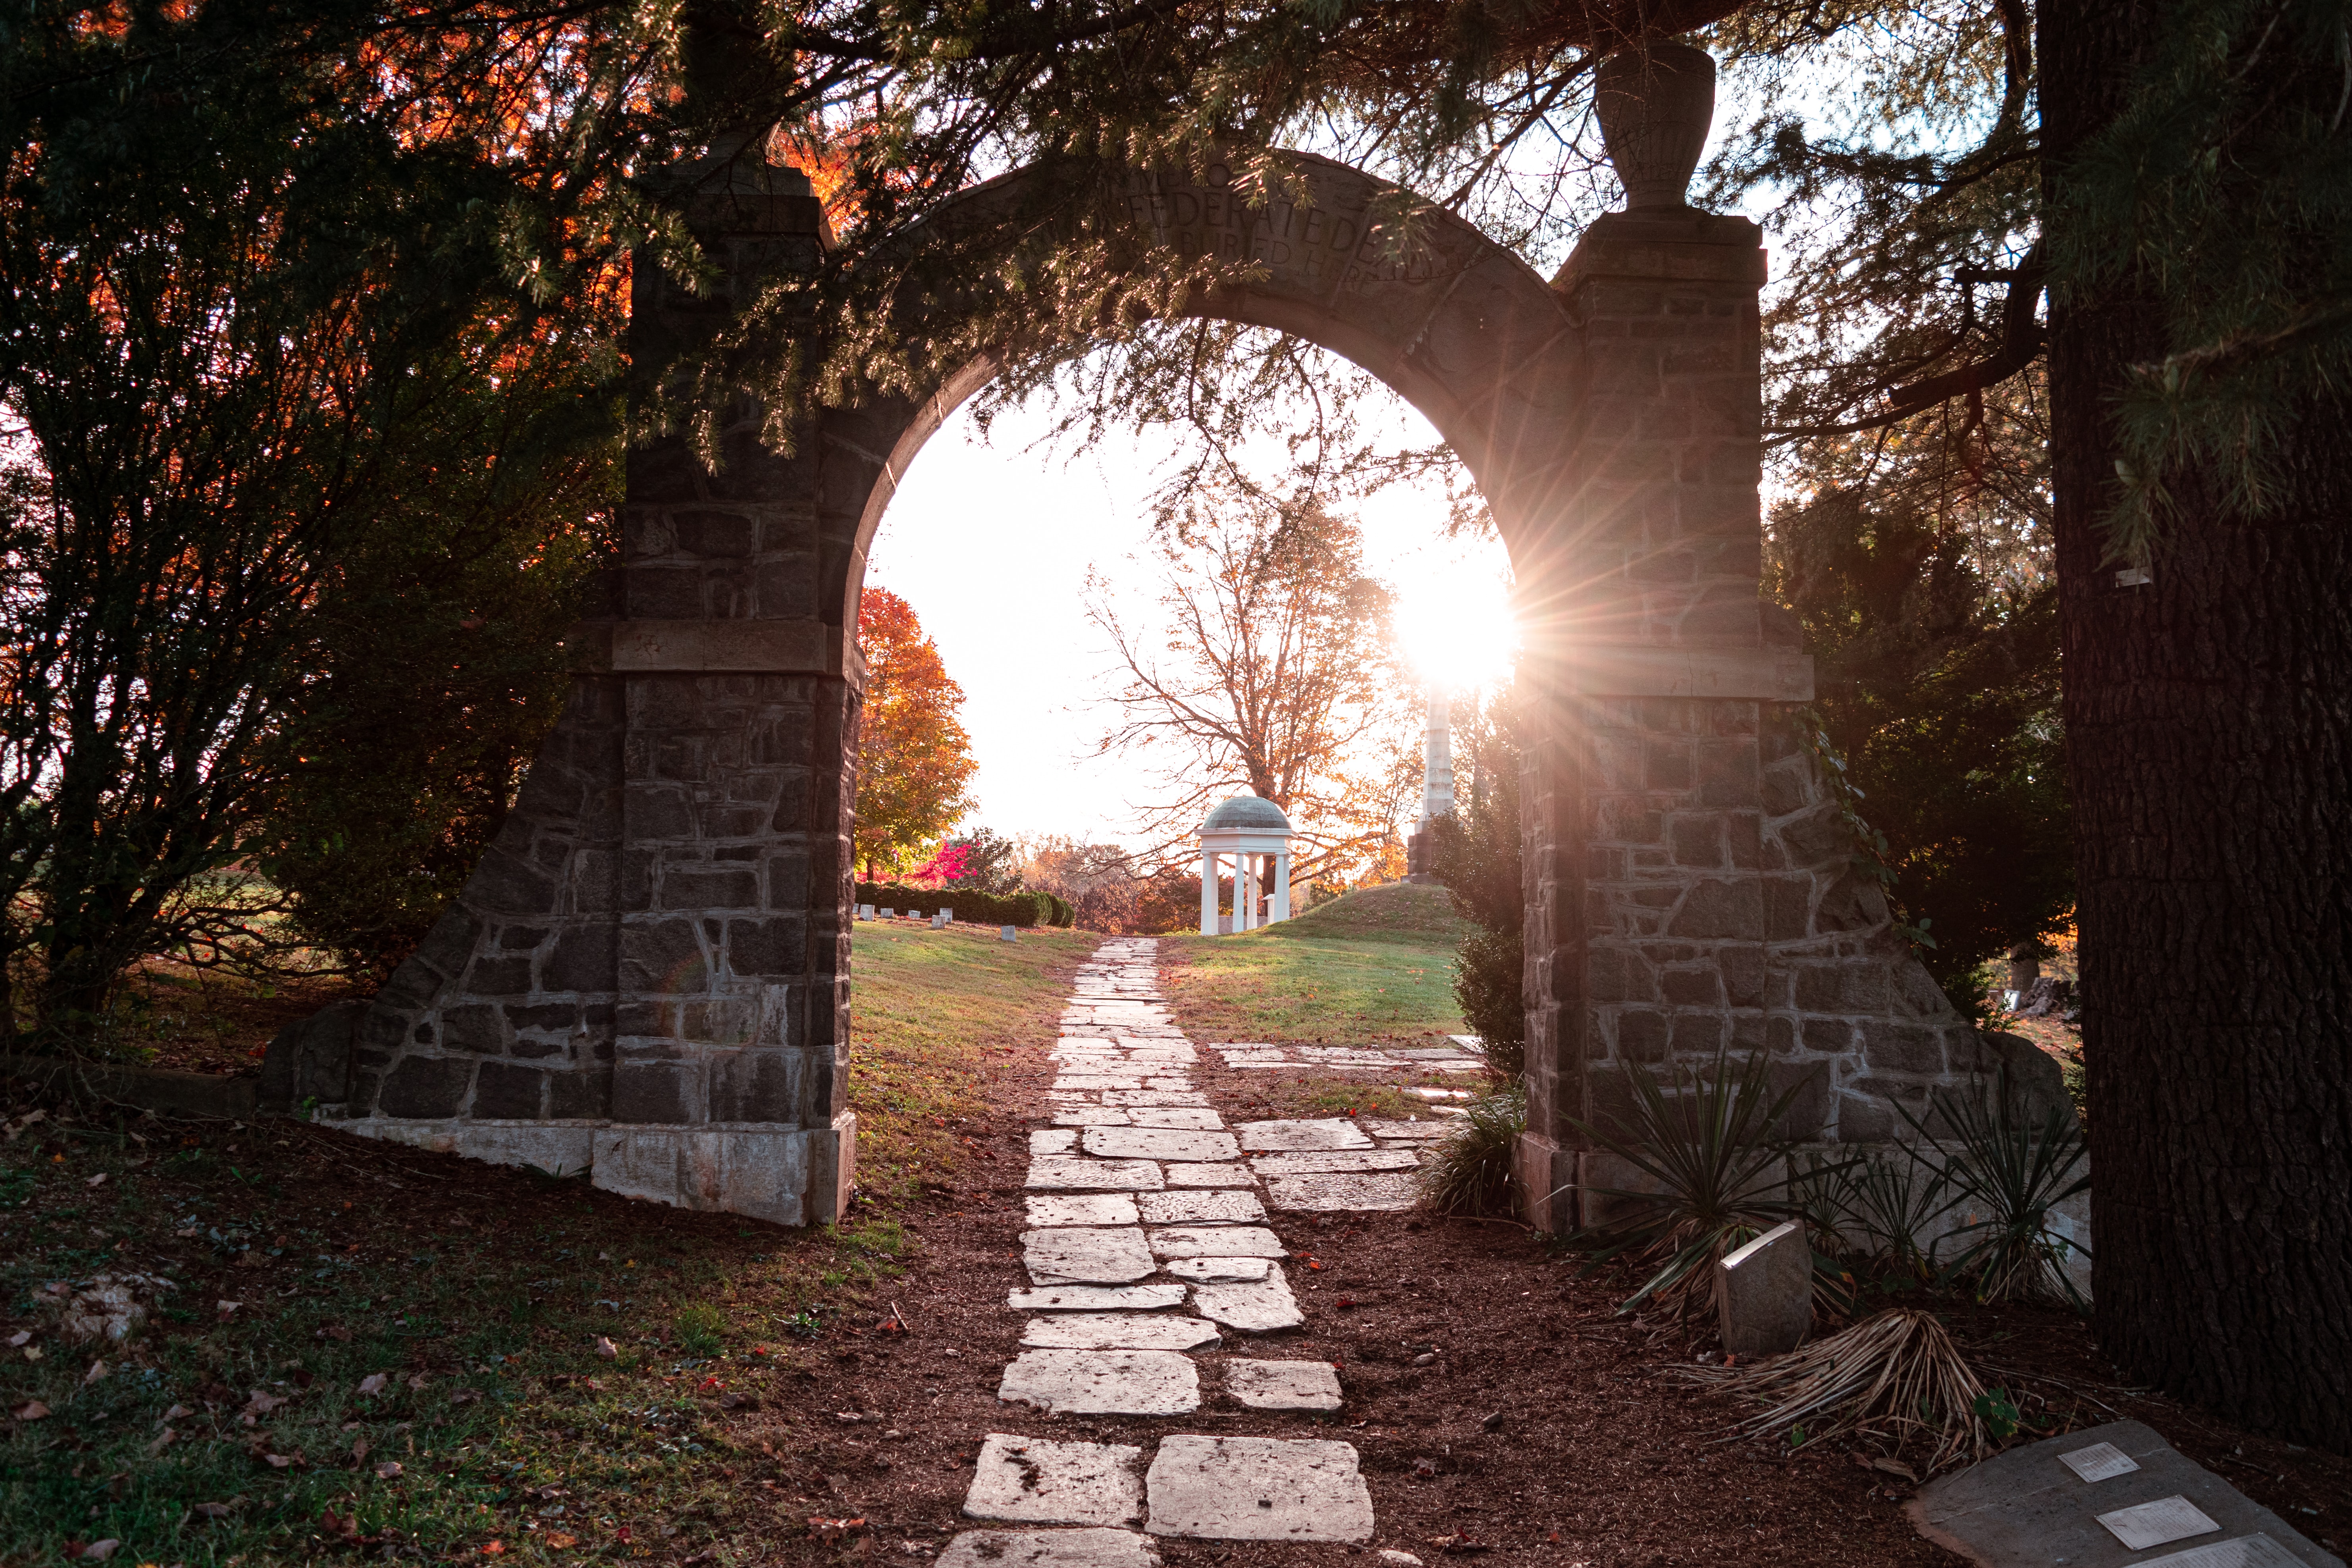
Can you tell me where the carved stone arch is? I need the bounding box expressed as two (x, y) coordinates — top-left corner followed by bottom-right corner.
(263, 136), (2073, 1237)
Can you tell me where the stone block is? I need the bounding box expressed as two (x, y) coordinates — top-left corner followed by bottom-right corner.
(1226, 1360), (1344, 1412)
(937, 1529), (1160, 1568)
(1081, 1127), (1241, 1163)
(1233, 1119), (1372, 1152)
(998, 1349), (1200, 1416)
(460, 954), (534, 997)
(1137, 1190), (1266, 1225)
(661, 865), (761, 911)
(1716, 1220), (1811, 1355)
(1668, 878), (1762, 939)
(1861, 1021), (1949, 1076)
(1190, 1271), (1304, 1333)
(543, 923), (618, 993)
(619, 917), (706, 992)
(965, 1433), (1146, 1527)
(548, 1069), (611, 1120)
(1007, 1283), (1187, 1313)
(377, 1056), (474, 1119)
(1023, 1227), (1158, 1285)
(1020, 1315), (1222, 1351)
(1148, 1226), (1286, 1259)
(1143, 1436), (1373, 1543)
(1616, 1008), (1669, 1063)
(472, 1061), (547, 1120)
(610, 1060), (693, 1124)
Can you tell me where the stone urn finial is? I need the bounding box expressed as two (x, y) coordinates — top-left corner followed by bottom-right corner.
(1595, 42), (1718, 212)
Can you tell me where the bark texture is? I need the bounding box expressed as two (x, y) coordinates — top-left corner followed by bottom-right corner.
(2042, 0), (2352, 1449)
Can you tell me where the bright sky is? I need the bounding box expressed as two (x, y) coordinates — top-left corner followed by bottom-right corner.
(868, 377), (1514, 848)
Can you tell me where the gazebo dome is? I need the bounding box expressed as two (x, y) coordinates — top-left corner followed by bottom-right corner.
(1202, 794), (1291, 833)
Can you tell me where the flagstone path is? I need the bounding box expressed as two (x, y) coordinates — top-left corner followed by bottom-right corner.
(942, 937), (1450, 1565)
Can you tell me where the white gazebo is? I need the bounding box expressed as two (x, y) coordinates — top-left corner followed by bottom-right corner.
(1198, 795), (1294, 935)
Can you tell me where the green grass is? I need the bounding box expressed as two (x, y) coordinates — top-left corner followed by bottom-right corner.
(1161, 882), (1469, 1045)
(0, 923), (1093, 1566)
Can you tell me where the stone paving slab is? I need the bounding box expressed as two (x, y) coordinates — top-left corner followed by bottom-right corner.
(1009, 1283), (1189, 1312)
(1166, 1257), (1273, 1282)
(1163, 1163), (1258, 1188)
(1143, 1435), (1374, 1542)
(1028, 1194), (1141, 1227)
(1127, 1108), (1224, 1129)
(1081, 1127), (1242, 1163)
(965, 1433), (1146, 1526)
(1021, 1314), (1223, 1350)
(1032, 1129), (1080, 1154)
(1027, 1158), (1167, 1191)
(938, 1529), (1162, 1568)
(1234, 1119), (1375, 1152)
(1149, 1225), (1287, 1259)
(1249, 1149), (1422, 1175)
(1264, 1173), (1420, 1212)
(1054, 1108), (1135, 1127)
(1023, 1226), (1158, 1284)
(1055, 1077), (1146, 1091)
(999, 1349), (1202, 1416)
(1909, 1420), (2341, 1568)
(1138, 1190), (1267, 1225)
(1226, 1360), (1345, 1411)
(1360, 1119), (1452, 1141)
(1104, 1090), (1212, 1107)
(1189, 1272), (1305, 1333)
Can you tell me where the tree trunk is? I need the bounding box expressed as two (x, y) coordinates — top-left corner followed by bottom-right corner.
(2042, 0), (2352, 1447)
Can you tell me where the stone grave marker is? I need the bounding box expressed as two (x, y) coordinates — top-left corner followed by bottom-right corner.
(1909, 1420), (2340, 1568)
(1716, 1220), (1811, 1356)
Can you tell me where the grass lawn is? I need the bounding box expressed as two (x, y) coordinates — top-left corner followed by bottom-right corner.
(0, 923), (1094, 1568)
(1158, 882), (1470, 1048)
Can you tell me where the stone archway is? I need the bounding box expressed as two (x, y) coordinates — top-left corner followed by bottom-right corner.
(264, 118), (2063, 1230)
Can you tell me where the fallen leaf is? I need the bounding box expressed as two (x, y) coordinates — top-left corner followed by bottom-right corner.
(321, 1506), (358, 1539)
(375, 1462), (405, 1480)
(480, 1541), (505, 1557)
(83, 1359), (108, 1385)
(593, 1337), (618, 1359)
(242, 1390), (288, 1418)
(1870, 1456), (1921, 1483)
(449, 1388), (483, 1406)
(807, 1518), (867, 1542)
(406, 1372), (429, 1391)
(14, 1400), (50, 1421)
(262, 1454), (293, 1470)
(317, 1325), (353, 1343)
(356, 1373), (389, 1396)
(544, 1535), (578, 1550)
(79, 1540), (121, 1562)
(6, 1331), (29, 1348)
(87, 1173), (108, 1188)
(146, 1428), (177, 1457)
(162, 1404), (192, 1422)
(216, 1301), (241, 1318)
(352, 1437), (370, 1463)
(191, 1502), (236, 1521)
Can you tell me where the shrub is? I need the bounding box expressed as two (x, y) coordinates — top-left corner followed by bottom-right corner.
(1418, 1081), (1526, 1217)
(853, 882), (1049, 928)
(1424, 686), (1526, 1079)
(1898, 1067), (2091, 1309)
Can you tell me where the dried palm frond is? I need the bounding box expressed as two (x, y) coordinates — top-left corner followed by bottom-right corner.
(1677, 1308), (1994, 1472)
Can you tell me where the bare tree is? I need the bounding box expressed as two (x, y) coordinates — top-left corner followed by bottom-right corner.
(1086, 486), (1419, 881)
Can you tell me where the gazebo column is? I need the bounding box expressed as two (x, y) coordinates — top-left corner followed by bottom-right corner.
(1239, 855), (1258, 932)
(1271, 849), (1292, 922)
(1199, 847), (1219, 935)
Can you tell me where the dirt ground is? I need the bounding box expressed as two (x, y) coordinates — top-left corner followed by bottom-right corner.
(8, 946), (2346, 1567)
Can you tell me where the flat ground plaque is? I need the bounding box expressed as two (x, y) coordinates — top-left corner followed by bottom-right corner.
(1909, 1421), (2342, 1568)
(2101, 1496), (2223, 1551)
(2058, 1442), (2141, 1484)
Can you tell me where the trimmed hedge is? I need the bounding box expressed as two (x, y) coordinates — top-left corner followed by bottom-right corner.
(854, 882), (1052, 928)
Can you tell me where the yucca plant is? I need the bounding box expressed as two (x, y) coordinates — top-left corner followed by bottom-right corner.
(1843, 1149), (1956, 1283)
(1564, 1050), (1843, 1318)
(1898, 1068), (2091, 1309)
(1418, 1080), (1526, 1217)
